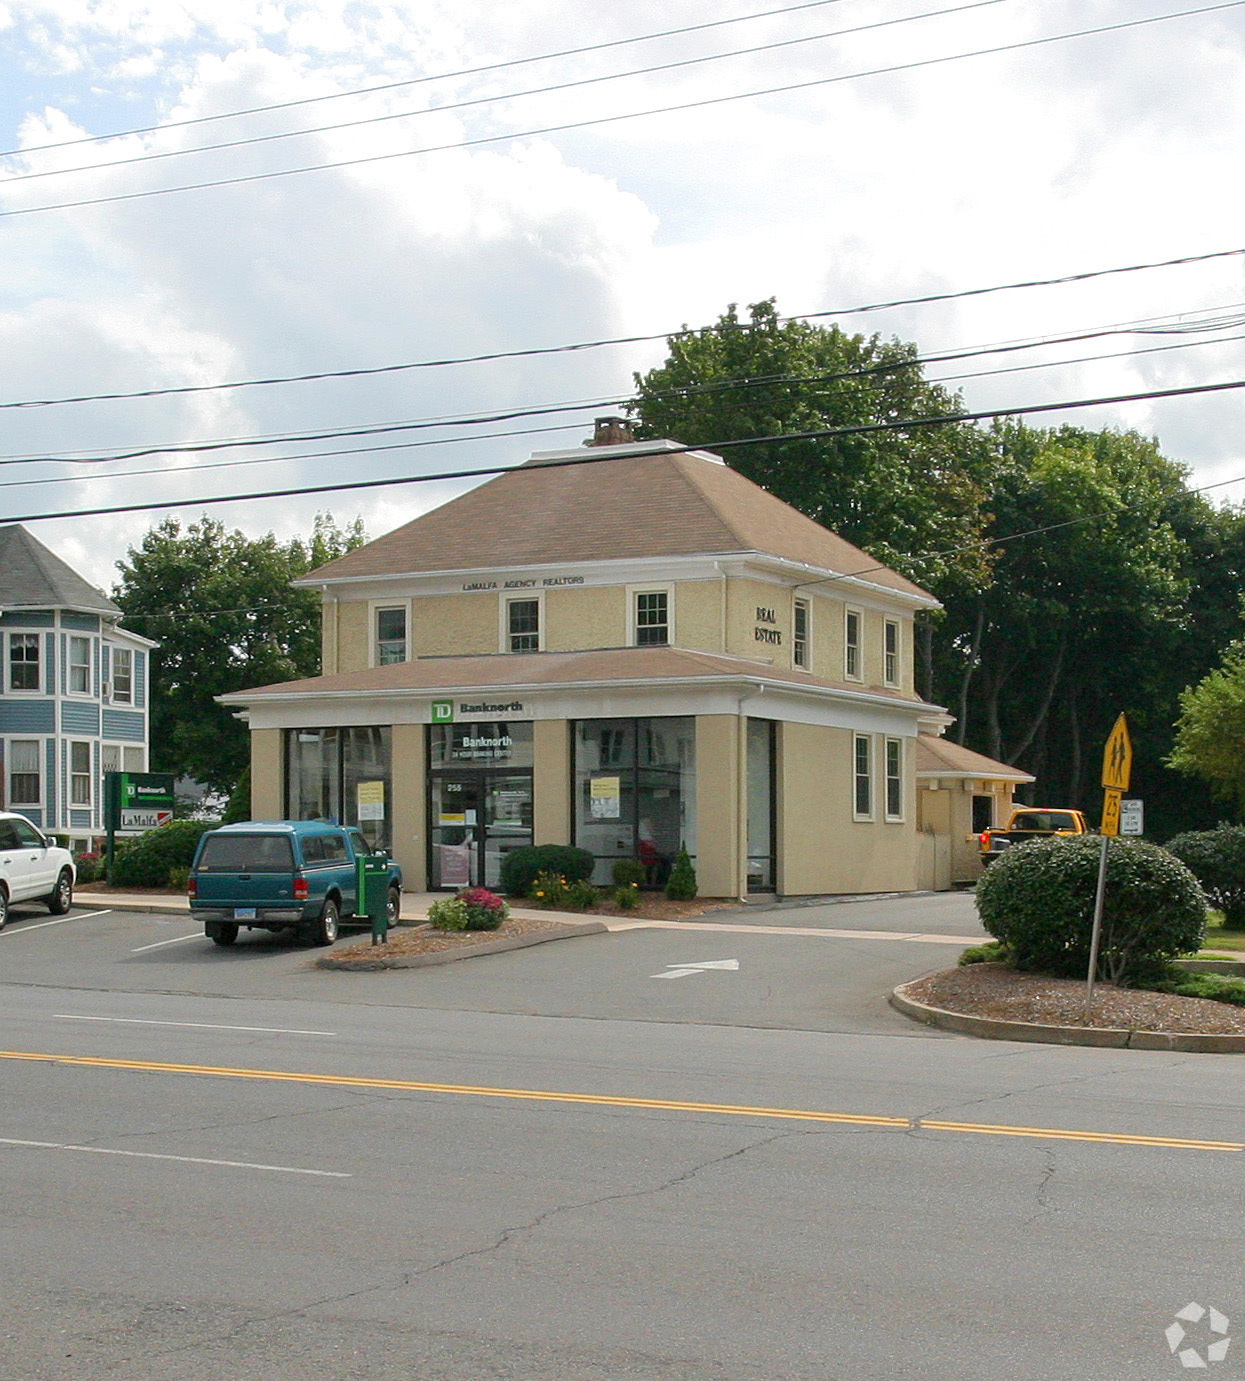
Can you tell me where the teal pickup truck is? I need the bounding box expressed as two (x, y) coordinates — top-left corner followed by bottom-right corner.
(188, 820), (402, 947)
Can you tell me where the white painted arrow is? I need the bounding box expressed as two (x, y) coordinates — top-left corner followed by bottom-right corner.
(651, 959), (740, 979)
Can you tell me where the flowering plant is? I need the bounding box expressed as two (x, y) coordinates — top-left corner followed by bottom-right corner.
(456, 886), (509, 930)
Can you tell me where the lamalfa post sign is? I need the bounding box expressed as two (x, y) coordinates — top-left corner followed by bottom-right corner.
(104, 771), (176, 875)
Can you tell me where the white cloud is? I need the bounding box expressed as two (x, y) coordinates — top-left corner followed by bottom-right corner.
(0, 0), (1242, 594)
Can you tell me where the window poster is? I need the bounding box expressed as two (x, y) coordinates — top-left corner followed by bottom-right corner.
(590, 776), (621, 819)
(356, 780), (385, 821)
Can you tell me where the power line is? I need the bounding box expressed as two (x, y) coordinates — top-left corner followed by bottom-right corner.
(1, 2), (1237, 222)
(1, 0), (1005, 189)
(4, 296), (1242, 469)
(10, 374), (1245, 526)
(12, 320), (1245, 493)
(0, 0), (851, 162)
(4, 244), (1243, 413)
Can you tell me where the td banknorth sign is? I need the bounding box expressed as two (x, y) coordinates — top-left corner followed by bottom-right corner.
(432, 699), (530, 723)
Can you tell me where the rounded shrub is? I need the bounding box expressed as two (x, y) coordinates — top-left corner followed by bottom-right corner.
(111, 820), (215, 888)
(428, 888), (509, 931)
(612, 858), (647, 889)
(499, 844), (594, 897)
(975, 836), (1207, 986)
(1164, 825), (1245, 926)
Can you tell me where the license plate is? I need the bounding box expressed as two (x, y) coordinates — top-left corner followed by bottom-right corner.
(234, 907), (257, 920)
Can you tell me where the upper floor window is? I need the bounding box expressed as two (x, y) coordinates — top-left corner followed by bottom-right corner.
(507, 598), (540, 652)
(8, 740), (41, 805)
(634, 590), (669, 647)
(845, 609), (862, 680)
(884, 619), (900, 688)
(375, 607), (407, 665)
(793, 598), (810, 669)
(111, 648), (133, 704)
(9, 633), (40, 691)
(69, 636), (91, 694)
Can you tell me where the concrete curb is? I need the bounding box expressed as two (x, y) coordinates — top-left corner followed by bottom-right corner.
(889, 984), (1245, 1054)
(314, 920), (609, 971)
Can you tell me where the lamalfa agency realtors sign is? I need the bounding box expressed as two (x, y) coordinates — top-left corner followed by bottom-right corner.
(104, 771), (176, 832)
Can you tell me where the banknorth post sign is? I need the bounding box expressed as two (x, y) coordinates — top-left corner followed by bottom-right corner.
(104, 771), (176, 833)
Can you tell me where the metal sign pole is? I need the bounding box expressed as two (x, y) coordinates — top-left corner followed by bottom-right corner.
(1085, 834), (1109, 1014)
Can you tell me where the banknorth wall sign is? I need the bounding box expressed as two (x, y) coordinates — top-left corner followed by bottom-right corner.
(431, 699), (530, 723)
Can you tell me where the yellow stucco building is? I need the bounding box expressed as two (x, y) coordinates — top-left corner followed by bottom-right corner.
(223, 426), (1027, 897)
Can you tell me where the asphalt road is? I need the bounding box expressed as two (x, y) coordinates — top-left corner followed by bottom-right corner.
(2, 896), (1242, 1380)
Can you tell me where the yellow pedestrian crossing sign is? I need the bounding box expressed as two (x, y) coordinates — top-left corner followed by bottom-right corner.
(1102, 713), (1132, 791)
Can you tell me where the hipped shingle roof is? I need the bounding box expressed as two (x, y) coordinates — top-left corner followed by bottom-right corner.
(302, 443), (934, 602)
(0, 524), (120, 615)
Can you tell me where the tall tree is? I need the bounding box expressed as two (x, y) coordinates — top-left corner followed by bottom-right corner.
(113, 513), (366, 793)
(630, 298), (994, 599)
(1169, 640), (1245, 817)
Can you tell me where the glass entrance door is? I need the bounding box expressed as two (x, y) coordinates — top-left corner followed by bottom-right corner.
(429, 771), (532, 890)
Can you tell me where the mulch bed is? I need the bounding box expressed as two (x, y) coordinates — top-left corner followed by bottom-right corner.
(904, 962), (1245, 1035)
(325, 915), (586, 966)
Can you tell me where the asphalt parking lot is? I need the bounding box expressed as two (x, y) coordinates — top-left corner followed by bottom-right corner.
(0, 891), (987, 1035)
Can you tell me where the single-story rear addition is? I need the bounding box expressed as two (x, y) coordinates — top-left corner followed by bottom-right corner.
(222, 423), (1029, 896)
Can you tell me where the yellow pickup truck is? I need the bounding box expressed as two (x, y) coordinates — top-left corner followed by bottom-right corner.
(979, 808), (1091, 864)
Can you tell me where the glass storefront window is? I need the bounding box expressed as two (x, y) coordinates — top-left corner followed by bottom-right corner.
(747, 719), (776, 892)
(429, 722), (534, 769)
(284, 726), (393, 852)
(573, 717), (695, 886)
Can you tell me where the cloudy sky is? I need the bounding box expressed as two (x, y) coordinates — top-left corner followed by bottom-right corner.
(1, 0), (1243, 594)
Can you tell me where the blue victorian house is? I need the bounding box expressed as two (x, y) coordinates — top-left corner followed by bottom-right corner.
(0, 524), (155, 847)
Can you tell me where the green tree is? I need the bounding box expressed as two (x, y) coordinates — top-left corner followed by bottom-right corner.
(932, 422), (1219, 831)
(113, 512), (365, 793)
(1169, 641), (1245, 815)
(630, 298), (993, 599)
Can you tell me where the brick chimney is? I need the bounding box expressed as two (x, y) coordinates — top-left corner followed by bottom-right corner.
(590, 416), (634, 446)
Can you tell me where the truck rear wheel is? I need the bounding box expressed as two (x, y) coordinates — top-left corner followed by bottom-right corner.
(207, 923), (238, 946)
(311, 899), (339, 946)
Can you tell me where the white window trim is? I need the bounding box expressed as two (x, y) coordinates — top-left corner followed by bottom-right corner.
(6, 737), (43, 810)
(499, 590), (545, 653)
(844, 607), (864, 682)
(883, 618), (901, 689)
(69, 740), (93, 809)
(6, 631), (43, 696)
(627, 583), (674, 648)
(884, 736), (905, 821)
(67, 635), (94, 698)
(369, 599), (411, 668)
(110, 647), (134, 705)
(793, 596), (811, 670)
(852, 732), (874, 822)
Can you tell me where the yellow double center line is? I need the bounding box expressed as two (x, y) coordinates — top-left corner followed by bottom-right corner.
(1, 1049), (1238, 1153)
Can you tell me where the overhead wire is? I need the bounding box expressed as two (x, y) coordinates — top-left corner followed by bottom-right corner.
(0, 0), (1008, 189)
(3, 243), (1244, 413)
(0, 1), (1238, 221)
(0, 0), (855, 162)
(8, 319), (1245, 495)
(5, 298), (1244, 472)
(8, 373), (1245, 526)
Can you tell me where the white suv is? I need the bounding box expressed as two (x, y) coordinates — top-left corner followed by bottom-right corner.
(0, 812), (75, 929)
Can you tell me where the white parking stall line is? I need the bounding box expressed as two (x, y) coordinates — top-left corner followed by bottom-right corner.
(0, 1137), (350, 1177)
(131, 933), (206, 953)
(55, 1016), (338, 1037)
(0, 911), (111, 936)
